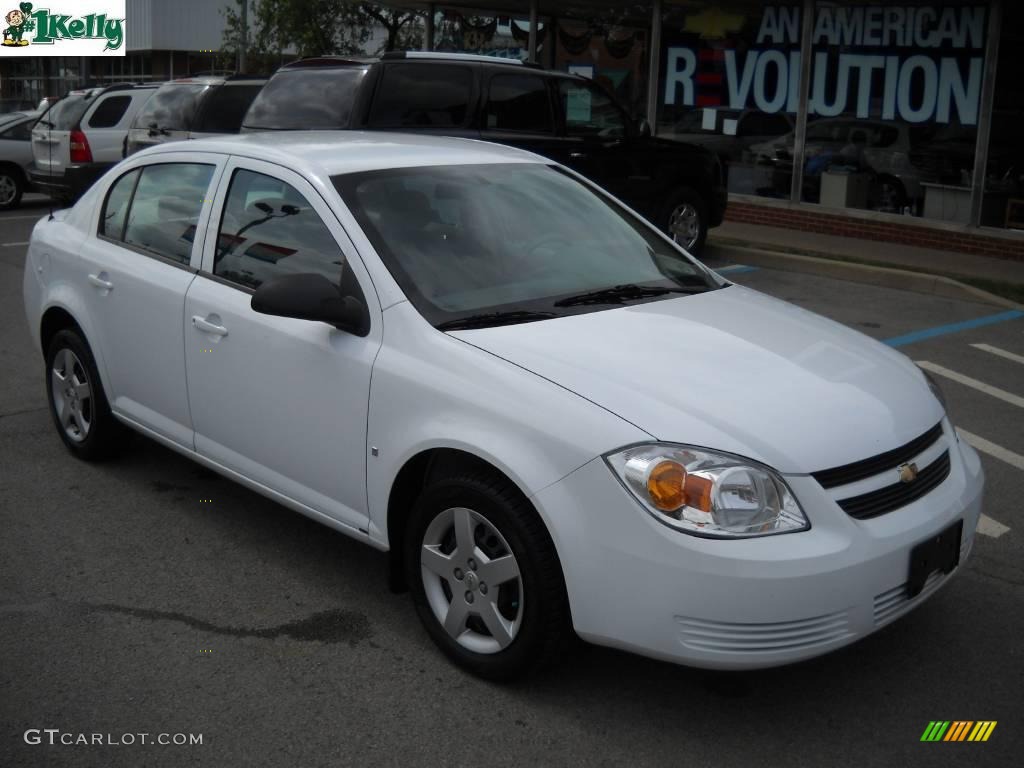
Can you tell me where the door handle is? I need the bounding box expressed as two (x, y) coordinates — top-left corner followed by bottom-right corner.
(192, 315), (228, 337)
(87, 273), (113, 291)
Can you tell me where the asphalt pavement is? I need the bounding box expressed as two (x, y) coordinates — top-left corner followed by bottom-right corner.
(1, 202), (1022, 767)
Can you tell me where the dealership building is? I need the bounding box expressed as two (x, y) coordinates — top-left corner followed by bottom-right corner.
(1, 0), (1021, 258)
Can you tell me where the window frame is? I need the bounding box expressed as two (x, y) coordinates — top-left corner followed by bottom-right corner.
(94, 153), (226, 271)
(482, 72), (557, 137)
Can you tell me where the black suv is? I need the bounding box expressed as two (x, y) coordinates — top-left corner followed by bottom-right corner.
(243, 52), (727, 253)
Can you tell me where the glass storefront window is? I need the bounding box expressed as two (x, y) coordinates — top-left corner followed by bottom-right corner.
(982, 2), (1023, 230)
(658, 2), (800, 198)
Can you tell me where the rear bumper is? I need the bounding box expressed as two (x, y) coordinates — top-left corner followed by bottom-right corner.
(27, 163), (113, 199)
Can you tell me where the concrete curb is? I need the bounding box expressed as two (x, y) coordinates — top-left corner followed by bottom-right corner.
(708, 237), (1024, 310)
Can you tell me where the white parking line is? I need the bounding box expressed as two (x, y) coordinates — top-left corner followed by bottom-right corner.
(0, 213), (46, 221)
(977, 515), (1011, 539)
(970, 343), (1024, 366)
(0, 241), (29, 247)
(917, 361), (1024, 409)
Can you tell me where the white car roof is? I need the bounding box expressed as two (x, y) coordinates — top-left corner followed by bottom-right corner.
(138, 130), (547, 176)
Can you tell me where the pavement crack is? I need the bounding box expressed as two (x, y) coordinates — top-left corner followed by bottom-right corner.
(0, 406), (47, 419)
(88, 603), (372, 645)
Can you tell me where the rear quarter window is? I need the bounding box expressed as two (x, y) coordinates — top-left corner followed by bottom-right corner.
(243, 68), (367, 129)
(86, 95), (132, 128)
(194, 84), (265, 133)
(368, 64), (473, 128)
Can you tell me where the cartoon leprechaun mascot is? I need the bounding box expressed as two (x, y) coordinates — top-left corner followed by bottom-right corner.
(2, 3), (34, 46)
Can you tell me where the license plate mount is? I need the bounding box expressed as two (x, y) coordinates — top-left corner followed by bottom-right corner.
(907, 519), (963, 598)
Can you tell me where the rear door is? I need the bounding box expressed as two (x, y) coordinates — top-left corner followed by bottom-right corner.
(77, 152), (225, 446)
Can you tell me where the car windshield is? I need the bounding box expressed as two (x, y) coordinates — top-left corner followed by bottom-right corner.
(132, 84), (208, 131)
(243, 68), (367, 129)
(333, 164), (720, 327)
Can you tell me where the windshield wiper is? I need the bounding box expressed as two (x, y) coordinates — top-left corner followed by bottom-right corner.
(436, 310), (559, 331)
(553, 283), (709, 307)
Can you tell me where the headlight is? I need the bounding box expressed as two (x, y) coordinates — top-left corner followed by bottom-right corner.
(605, 444), (809, 538)
(919, 366), (947, 411)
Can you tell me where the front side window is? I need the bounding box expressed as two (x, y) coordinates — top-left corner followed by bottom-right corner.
(213, 169), (345, 290)
(333, 164), (717, 326)
(558, 80), (626, 138)
(484, 74), (553, 134)
(368, 64), (472, 128)
(121, 163), (214, 264)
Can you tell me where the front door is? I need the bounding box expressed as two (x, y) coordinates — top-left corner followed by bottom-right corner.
(184, 158), (381, 533)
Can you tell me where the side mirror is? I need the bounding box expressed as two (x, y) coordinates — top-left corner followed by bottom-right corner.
(636, 118), (652, 138)
(251, 273), (370, 336)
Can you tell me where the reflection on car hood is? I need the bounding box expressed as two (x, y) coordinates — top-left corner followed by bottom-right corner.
(450, 285), (942, 474)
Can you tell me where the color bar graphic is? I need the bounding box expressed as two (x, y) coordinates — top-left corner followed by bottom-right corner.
(921, 721), (996, 742)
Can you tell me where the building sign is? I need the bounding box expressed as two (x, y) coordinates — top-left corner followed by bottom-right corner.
(1, 1), (125, 54)
(664, 5), (984, 124)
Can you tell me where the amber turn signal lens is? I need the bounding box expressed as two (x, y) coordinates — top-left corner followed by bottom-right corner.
(684, 474), (713, 513)
(647, 460), (687, 511)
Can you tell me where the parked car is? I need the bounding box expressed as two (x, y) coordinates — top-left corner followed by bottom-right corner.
(23, 132), (982, 680)
(126, 75), (267, 156)
(29, 83), (158, 203)
(242, 52), (726, 254)
(0, 109), (41, 209)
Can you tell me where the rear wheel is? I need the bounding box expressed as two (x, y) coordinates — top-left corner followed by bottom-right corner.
(0, 167), (23, 210)
(406, 470), (572, 680)
(45, 329), (122, 460)
(663, 187), (708, 255)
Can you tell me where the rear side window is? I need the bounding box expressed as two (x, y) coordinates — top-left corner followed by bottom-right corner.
(194, 85), (264, 133)
(117, 163), (214, 264)
(484, 74), (553, 134)
(100, 168), (140, 239)
(213, 169), (345, 290)
(131, 84), (208, 131)
(368, 64), (472, 128)
(0, 117), (33, 141)
(243, 68), (367, 129)
(87, 95), (132, 128)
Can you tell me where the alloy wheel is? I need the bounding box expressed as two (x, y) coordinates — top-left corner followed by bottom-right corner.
(0, 174), (16, 206)
(669, 202), (701, 251)
(50, 347), (93, 442)
(420, 506), (524, 654)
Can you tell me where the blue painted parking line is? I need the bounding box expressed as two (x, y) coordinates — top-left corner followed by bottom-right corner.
(716, 265), (760, 275)
(884, 309), (1024, 348)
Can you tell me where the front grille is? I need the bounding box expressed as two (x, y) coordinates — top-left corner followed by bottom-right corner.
(811, 422), (944, 489)
(838, 451), (951, 520)
(675, 610), (853, 653)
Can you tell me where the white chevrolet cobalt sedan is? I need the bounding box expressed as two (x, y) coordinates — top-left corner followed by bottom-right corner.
(23, 133), (983, 679)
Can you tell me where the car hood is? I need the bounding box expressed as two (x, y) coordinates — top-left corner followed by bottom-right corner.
(450, 285), (942, 474)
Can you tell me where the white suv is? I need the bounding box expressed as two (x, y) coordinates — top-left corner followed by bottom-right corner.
(29, 84), (156, 203)
(23, 133), (983, 680)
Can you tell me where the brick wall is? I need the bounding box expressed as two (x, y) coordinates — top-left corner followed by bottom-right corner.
(725, 201), (1024, 262)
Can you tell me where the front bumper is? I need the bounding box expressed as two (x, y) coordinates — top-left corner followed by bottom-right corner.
(532, 420), (983, 670)
(28, 163), (113, 200)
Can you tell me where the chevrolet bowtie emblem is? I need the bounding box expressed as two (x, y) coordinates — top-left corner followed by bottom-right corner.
(898, 462), (919, 483)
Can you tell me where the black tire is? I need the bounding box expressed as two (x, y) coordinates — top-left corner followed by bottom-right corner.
(662, 186), (708, 255)
(405, 470), (573, 681)
(45, 329), (123, 460)
(0, 166), (24, 211)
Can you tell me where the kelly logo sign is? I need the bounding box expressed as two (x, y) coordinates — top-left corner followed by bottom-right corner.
(664, 5), (984, 125)
(1, 1), (125, 54)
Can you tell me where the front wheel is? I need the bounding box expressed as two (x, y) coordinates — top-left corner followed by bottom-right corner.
(406, 471), (573, 680)
(662, 187), (708, 255)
